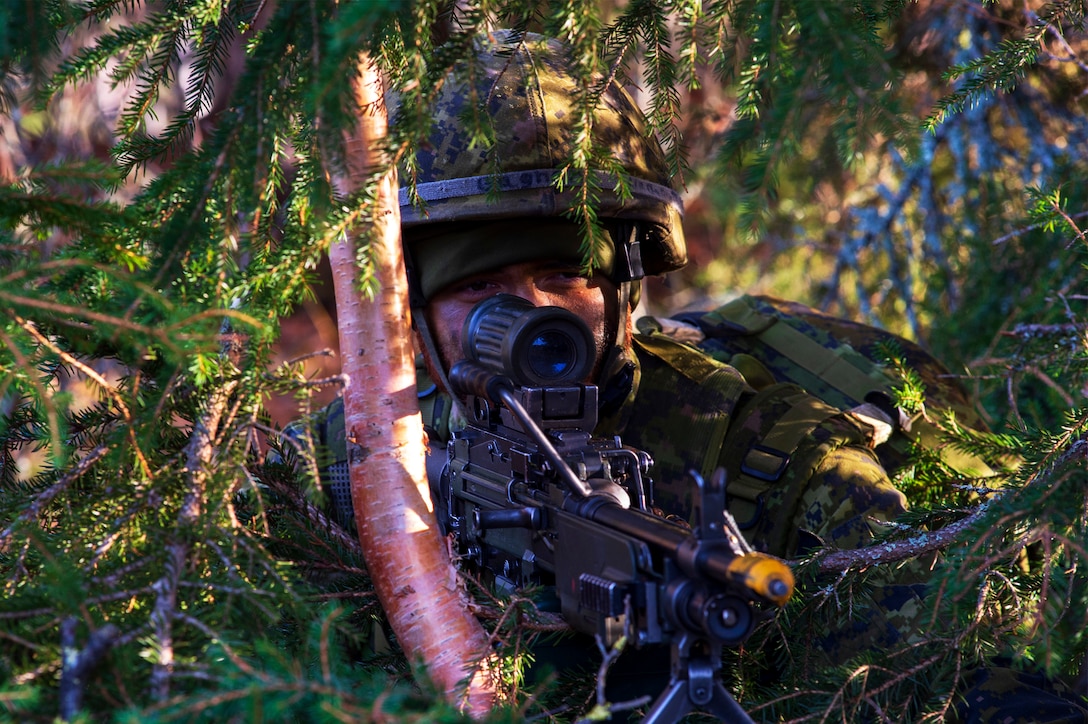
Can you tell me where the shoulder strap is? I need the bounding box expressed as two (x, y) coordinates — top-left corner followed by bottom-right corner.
(721, 383), (848, 543)
(643, 295), (998, 479)
(711, 297), (997, 477)
(634, 332), (743, 386)
(698, 296), (891, 409)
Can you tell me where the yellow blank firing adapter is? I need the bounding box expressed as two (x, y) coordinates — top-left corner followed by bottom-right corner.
(728, 553), (795, 608)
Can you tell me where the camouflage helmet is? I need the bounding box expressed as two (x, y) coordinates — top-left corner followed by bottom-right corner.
(399, 30), (687, 294)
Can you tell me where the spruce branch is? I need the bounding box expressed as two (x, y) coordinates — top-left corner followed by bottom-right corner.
(148, 680), (365, 722)
(311, 590), (378, 602)
(0, 444), (110, 546)
(15, 314), (152, 476)
(824, 652), (949, 722)
(0, 290), (259, 350)
(150, 370), (240, 700)
(174, 612), (269, 683)
(1032, 7), (1088, 78)
(262, 472), (365, 557)
(0, 324), (65, 466)
(457, 567), (570, 635)
(59, 617), (121, 722)
(0, 628), (43, 652)
(812, 499), (993, 574)
(815, 425), (1086, 575)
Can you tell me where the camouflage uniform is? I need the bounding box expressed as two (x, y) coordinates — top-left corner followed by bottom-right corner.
(287, 330), (1087, 720)
(639, 293), (1000, 479)
(282, 29), (1086, 721)
(600, 334), (907, 559)
(295, 330), (920, 668)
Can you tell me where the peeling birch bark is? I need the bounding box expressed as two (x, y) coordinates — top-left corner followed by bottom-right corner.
(328, 54), (498, 716)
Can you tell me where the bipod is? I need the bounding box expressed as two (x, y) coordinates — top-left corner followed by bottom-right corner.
(641, 631), (753, 724)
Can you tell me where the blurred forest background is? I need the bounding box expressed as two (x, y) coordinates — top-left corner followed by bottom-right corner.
(1, 0), (1086, 721)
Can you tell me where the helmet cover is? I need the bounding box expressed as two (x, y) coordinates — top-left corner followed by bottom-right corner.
(399, 30), (687, 279)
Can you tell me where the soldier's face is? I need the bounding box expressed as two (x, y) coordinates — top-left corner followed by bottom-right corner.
(423, 260), (620, 383)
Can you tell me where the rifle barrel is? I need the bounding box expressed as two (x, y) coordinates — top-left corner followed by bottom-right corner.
(574, 498), (794, 607)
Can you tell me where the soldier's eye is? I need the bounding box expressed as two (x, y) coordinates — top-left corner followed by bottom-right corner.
(447, 278), (497, 299)
(463, 280), (493, 292)
(555, 271), (592, 286)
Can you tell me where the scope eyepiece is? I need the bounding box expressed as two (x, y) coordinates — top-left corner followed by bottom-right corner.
(461, 294), (595, 387)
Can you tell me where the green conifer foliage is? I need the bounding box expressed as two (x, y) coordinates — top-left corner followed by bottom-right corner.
(1, 0), (1086, 721)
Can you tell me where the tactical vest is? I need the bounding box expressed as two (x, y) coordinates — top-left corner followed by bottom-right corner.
(636, 294), (996, 480)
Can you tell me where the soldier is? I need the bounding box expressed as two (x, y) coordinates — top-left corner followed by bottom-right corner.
(362, 30), (906, 561)
(295, 29), (1086, 722)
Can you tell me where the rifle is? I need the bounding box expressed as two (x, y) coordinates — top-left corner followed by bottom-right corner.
(434, 295), (795, 723)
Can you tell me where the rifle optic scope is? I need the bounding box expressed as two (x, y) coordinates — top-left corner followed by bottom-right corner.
(461, 294), (595, 387)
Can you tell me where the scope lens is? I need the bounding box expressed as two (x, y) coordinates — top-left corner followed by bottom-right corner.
(527, 329), (579, 381)
(460, 294), (595, 387)
(513, 315), (593, 385)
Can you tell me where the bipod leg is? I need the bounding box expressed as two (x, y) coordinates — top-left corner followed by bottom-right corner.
(641, 650), (754, 724)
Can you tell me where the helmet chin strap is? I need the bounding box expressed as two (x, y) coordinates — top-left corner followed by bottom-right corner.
(413, 306), (468, 422)
(595, 221), (642, 383)
(595, 278), (637, 390)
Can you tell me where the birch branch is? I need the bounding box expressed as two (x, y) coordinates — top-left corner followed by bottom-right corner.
(329, 53), (498, 716)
